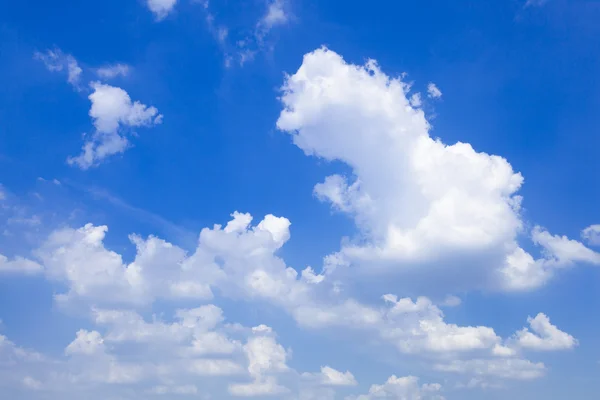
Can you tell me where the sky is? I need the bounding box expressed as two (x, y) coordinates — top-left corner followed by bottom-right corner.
(1, 0), (600, 399)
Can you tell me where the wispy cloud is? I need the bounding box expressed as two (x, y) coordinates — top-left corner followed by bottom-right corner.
(96, 64), (131, 79)
(34, 49), (83, 89)
(525, 0), (549, 8)
(84, 186), (196, 248)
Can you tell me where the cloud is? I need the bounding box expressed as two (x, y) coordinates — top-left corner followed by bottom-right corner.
(427, 82), (442, 99)
(513, 313), (578, 351)
(435, 358), (545, 380)
(65, 330), (105, 356)
(68, 82), (162, 169)
(257, 0), (288, 38)
(0, 253), (43, 275)
(96, 64), (130, 79)
(34, 49), (82, 89)
(22, 376), (42, 390)
(0, 210), (568, 397)
(582, 224), (600, 246)
(347, 375), (444, 400)
(276, 47), (598, 293)
(302, 366), (357, 386)
(148, 384), (198, 395)
(525, 0), (549, 7)
(146, 0), (178, 20)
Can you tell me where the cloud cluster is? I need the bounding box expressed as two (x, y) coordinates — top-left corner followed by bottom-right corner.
(35, 50), (157, 169)
(17, 46), (597, 399)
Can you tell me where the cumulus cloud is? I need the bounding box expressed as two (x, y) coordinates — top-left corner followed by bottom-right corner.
(276, 47), (598, 293)
(147, 0), (178, 20)
(67, 82), (162, 169)
(35, 49), (82, 88)
(348, 375), (443, 400)
(513, 313), (577, 351)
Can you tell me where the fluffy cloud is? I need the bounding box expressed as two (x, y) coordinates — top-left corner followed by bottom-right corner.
(276, 47), (598, 293)
(35, 49), (82, 88)
(67, 82), (162, 169)
(348, 375), (444, 400)
(513, 313), (577, 351)
(228, 327), (290, 396)
(582, 225), (600, 246)
(427, 82), (442, 99)
(32, 212), (301, 307)
(147, 0), (178, 20)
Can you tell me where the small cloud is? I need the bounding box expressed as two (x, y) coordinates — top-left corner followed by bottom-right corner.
(22, 376), (42, 390)
(96, 64), (130, 79)
(68, 82), (162, 169)
(582, 225), (600, 247)
(441, 295), (462, 307)
(427, 82), (442, 99)
(409, 93), (422, 107)
(146, 0), (178, 21)
(525, 0), (549, 7)
(34, 49), (82, 89)
(260, 0), (288, 31)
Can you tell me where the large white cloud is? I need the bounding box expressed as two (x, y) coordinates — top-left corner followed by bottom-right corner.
(276, 47), (600, 292)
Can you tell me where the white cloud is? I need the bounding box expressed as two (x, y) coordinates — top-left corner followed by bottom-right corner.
(513, 313), (577, 351)
(147, 0), (178, 20)
(68, 82), (162, 169)
(348, 375), (444, 400)
(302, 366), (357, 386)
(276, 47), (597, 293)
(0, 254), (43, 275)
(259, 0), (288, 31)
(533, 226), (600, 266)
(65, 330), (105, 355)
(427, 82), (442, 99)
(582, 224), (600, 246)
(229, 376), (289, 397)
(441, 295), (462, 307)
(96, 64), (130, 79)
(35, 49), (82, 88)
(435, 358), (545, 380)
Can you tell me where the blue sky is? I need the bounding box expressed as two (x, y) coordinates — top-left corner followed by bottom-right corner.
(1, 0), (600, 399)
